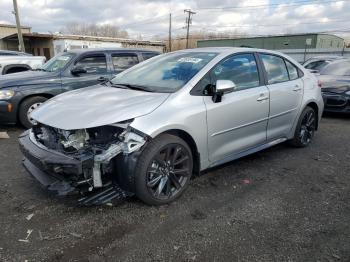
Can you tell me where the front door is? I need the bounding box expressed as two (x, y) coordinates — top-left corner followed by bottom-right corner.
(259, 54), (304, 140)
(61, 53), (111, 92)
(203, 53), (270, 163)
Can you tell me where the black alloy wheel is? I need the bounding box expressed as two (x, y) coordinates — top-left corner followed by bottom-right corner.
(290, 106), (317, 147)
(135, 134), (193, 205)
(299, 109), (316, 146)
(146, 143), (191, 200)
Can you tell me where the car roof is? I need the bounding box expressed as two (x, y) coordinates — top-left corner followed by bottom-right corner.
(65, 48), (160, 54)
(174, 47), (292, 56)
(0, 50), (32, 56)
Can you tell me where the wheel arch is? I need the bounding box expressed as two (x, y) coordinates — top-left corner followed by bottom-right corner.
(305, 101), (319, 130)
(159, 129), (201, 176)
(2, 64), (31, 75)
(17, 94), (54, 119)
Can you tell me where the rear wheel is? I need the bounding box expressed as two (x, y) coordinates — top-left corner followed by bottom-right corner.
(289, 106), (316, 147)
(19, 96), (47, 129)
(135, 134), (193, 205)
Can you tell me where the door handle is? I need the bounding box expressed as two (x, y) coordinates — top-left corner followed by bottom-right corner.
(293, 85), (302, 91)
(257, 95), (269, 101)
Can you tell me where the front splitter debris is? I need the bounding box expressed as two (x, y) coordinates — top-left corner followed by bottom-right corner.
(78, 184), (133, 206)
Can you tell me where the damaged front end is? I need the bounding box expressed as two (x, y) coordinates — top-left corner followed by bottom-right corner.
(19, 121), (148, 204)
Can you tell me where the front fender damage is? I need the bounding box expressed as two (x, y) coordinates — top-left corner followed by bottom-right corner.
(92, 127), (147, 188)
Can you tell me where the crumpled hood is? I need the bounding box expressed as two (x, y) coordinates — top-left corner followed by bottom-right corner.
(0, 70), (57, 88)
(31, 85), (170, 130)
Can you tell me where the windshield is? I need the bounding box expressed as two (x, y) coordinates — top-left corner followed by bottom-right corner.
(41, 53), (75, 72)
(111, 52), (218, 92)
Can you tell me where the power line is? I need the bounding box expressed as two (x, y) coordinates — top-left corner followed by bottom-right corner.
(198, 0), (350, 11)
(191, 19), (350, 29)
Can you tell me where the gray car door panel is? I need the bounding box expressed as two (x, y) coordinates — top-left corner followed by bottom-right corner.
(61, 53), (111, 92)
(204, 86), (269, 162)
(259, 54), (304, 140)
(265, 79), (303, 139)
(202, 53), (269, 163)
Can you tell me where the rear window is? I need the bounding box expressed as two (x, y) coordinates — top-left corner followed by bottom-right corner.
(321, 61), (350, 76)
(304, 60), (328, 71)
(142, 52), (158, 60)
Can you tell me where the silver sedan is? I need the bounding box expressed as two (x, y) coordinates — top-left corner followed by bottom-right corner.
(20, 47), (324, 205)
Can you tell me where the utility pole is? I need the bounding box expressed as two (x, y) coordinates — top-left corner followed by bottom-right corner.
(168, 13), (172, 52)
(12, 0), (25, 52)
(184, 9), (195, 49)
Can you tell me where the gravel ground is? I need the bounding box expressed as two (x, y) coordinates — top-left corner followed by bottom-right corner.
(0, 115), (349, 262)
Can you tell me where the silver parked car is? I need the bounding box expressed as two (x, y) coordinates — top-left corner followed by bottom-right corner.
(19, 48), (324, 205)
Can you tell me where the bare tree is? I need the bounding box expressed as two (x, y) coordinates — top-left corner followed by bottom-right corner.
(61, 22), (129, 38)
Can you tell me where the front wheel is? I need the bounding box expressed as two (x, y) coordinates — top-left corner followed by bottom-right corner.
(289, 106), (317, 147)
(135, 134), (193, 205)
(19, 96), (47, 129)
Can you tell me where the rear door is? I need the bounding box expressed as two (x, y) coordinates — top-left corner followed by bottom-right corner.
(111, 53), (140, 74)
(259, 53), (303, 140)
(203, 53), (270, 163)
(61, 52), (110, 92)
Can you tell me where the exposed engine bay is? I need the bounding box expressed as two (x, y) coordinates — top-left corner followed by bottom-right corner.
(28, 121), (147, 196)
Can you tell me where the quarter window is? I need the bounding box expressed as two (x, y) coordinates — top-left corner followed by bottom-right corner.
(112, 53), (139, 71)
(75, 55), (107, 74)
(285, 60), (298, 80)
(211, 53), (260, 91)
(261, 54), (289, 84)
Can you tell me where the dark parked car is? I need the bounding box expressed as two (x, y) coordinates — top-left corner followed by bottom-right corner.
(0, 48), (159, 128)
(317, 59), (350, 113)
(303, 55), (345, 73)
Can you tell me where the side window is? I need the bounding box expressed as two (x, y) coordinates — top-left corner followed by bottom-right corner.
(75, 55), (107, 74)
(211, 53), (260, 91)
(261, 54), (289, 84)
(112, 53), (139, 71)
(142, 52), (158, 60)
(285, 60), (298, 80)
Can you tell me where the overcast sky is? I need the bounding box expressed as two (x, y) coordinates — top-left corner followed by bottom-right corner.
(0, 0), (349, 40)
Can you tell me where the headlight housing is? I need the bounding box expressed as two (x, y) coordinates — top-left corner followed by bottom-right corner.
(0, 90), (15, 100)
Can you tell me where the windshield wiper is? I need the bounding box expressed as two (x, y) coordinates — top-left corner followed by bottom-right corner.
(32, 68), (48, 72)
(110, 83), (152, 92)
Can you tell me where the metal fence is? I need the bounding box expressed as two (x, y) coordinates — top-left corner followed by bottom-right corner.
(277, 48), (350, 63)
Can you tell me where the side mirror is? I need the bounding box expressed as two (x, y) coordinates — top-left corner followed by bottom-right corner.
(212, 80), (236, 103)
(71, 66), (87, 76)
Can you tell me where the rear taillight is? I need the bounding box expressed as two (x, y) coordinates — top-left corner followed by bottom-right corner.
(317, 80), (322, 88)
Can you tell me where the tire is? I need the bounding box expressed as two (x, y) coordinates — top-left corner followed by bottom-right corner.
(289, 106), (317, 148)
(134, 134), (193, 206)
(19, 96), (47, 129)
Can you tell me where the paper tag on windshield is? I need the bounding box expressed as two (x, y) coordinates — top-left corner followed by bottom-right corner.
(178, 57), (202, 63)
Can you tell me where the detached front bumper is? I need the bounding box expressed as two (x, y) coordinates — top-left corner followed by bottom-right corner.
(19, 130), (94, 195)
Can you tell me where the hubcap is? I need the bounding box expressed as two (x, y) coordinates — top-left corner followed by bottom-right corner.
(27, 102), (42, 124)
(299, 110), (316, 145)
(146, 144), (191, 200)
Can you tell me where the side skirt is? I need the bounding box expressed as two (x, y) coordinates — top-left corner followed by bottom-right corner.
(208, 137), (287, 169)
